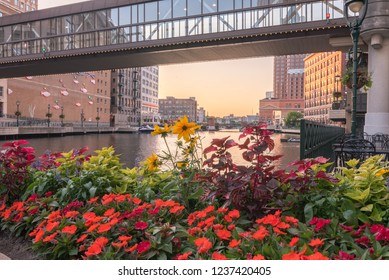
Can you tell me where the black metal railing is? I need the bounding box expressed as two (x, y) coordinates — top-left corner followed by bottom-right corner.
(300, 119), (345, 162)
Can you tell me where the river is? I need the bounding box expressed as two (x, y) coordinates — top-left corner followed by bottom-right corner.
(0, 130), (300, 170)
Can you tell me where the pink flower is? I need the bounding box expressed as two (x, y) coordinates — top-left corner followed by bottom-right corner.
(137, 241), (151, 254)
(135, 221), (148, 230)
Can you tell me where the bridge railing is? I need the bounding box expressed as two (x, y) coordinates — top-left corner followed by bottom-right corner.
(300, 119), (345, 162)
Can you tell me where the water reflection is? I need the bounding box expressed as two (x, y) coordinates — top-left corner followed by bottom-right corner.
(0, 131), (300, 170)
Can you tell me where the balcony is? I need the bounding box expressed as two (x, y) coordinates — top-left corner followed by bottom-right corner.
(329, 101), (346, 122)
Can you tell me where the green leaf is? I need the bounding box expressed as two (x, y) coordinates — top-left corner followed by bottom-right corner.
(304, 203), (314, 223)
(89, 187), (97, 198)
(69, 248), (78, 256)
(160, 243), (172, 254)
(360, 204), (373, 212)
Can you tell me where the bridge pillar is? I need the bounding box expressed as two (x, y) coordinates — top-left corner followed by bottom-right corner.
(361, 0), (389, 135)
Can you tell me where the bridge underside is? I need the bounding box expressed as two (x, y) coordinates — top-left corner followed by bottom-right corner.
(0, 22), (350, 78)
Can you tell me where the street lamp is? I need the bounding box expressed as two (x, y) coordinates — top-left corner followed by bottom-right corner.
(344, 0), (368, 138)
(46, 104), (51, 127)
(96, 107), (100, 128)
(81, 108), (84, 128)
(15, 101), (21, 127)
(60, 106), (64, 127)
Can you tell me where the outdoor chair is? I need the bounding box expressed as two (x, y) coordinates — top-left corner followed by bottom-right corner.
(371, 133), (386, 149)
(340, 138), (376, 167)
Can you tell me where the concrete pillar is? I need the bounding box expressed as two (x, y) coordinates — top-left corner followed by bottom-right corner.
(361, 0), (389, 135)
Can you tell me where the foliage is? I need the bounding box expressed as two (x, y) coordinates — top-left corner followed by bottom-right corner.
(0, 140), (35, 202)
(337, 156), (389, 225)
(200, 124), (285, 219)
(341, 67), (372, 91)
(284, 111), (304, 128)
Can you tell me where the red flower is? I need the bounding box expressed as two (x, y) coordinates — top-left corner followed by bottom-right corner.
(177, 252), (192, 260)
(194, 237), (212, 254)
(217, 207), (228, 213)
(62, 225), (77, 235)
(227, 210), (240, 219)
(94, 237), (109, 248)
(215, 229), (231, 240)
(104, 208), (115, 217)
(335, 251), (355, 260)
(118, 236), (132, 242)
(87, 224), (99, 233)
(85, 244), (102, 257)
(135, 221), (149, 230)
(170, 205), (185, 214)
(355, 236), (370, 247)
(309, 238), (324, 247)
(46, 221), (60, 232)
(65, 211), (79, 219)
(302, 252), (329, 260)
(252, 226), (269, 240)
(76, 234), (88, 243)
(289, 237), (299, 247)
(43, 232), (58, 243)
(97, 223), (112, 233)
(228, 239), (241, 248)
(132, 197), (142, 205)
(34, 229), (45, 243)
(252, 254), (265, 260)
(273, 227), (287, 235)
(227, 224), (235, 231)
(282, 251), (301, 260)
(137, 241), (151, 254)
(285, 216), (299, 226)
(112, 241), (128, 248)
(125, 244), (138, 253)
(212, 252), (227, 260)
(88, 197), (99, 204)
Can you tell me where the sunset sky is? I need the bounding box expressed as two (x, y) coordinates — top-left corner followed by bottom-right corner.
(39, 0), (274, 117)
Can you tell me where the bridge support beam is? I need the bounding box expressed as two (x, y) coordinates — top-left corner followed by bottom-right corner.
(362, 0), (389, 135)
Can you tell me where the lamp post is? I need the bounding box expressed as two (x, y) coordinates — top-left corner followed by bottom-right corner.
(15, 100), (21, 127)
(96, 107), (100, 128)
(344, 0), (368, 138)
(81, 108), (84, 128)
(60, 106), (64, 127)
(47, 104), (51, 127)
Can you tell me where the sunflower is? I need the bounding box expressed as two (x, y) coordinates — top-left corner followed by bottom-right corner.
(172, 116), (201, 142)
(145, 153), (160, 172)
(151, 123), (171, 137)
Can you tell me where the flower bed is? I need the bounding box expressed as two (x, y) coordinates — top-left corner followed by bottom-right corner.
(0, 116), (388, 259)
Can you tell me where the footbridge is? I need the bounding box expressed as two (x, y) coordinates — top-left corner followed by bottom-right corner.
(0, 0), (349, 78)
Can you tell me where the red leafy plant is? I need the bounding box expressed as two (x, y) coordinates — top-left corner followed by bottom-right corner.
(0, 140), (35, 202)
(200, 124), (286, 219)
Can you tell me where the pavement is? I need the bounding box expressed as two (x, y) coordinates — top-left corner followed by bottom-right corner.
(0, 252), (11, 260)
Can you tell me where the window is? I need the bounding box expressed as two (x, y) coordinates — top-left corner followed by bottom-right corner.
(0, 86), (3, 96)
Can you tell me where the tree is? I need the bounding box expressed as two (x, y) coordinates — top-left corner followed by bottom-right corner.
(285, 112), (304, 128)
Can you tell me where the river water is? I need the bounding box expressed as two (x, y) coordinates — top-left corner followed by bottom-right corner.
(0, 130), (300, 170)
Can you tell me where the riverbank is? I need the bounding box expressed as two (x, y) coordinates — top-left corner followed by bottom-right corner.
(0, 126), (138, 140)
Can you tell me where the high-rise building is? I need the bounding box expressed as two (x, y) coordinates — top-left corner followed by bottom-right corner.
(197, 107), (206, 124)
(304, 52), (347, 124)
(259, 55), (305, 125)
(111, 66), (159, 127)
(0, 1), (111, 125)
(159, 97), (197, 123)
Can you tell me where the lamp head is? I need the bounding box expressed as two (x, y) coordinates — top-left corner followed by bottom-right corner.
(346, 0), (364, 13)
(16, 100), (20, 106)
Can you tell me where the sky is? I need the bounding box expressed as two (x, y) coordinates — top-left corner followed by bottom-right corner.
(39, 0), (274, 117)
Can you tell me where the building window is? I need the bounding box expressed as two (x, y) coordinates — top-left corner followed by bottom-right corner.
(0, 86), (3, 96)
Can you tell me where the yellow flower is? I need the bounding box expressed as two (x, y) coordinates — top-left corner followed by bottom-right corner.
(172, 116), (201, 142)
(176, 161), (188, 169)
(151, 123), (171, 137)
(376, 169), (389, 177)
(145, 153), (160, 172)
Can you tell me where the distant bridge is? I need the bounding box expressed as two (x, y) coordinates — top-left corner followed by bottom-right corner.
(0, 0), (351, 78)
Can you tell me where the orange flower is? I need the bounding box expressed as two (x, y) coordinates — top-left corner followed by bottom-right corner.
(47, 210), (61, 221)
(46, 221), (60, 232)
(118, 236), (132, 242)
(187, 213), (197, 225)
(76, 234), (88, 243)
(273, 227), (287, 235)
(0, 204), (5, 211)
(212, 252), (227, 260)
(65, 211), (79, 219)
(88, 197), (99, 204)
(2, 209), (11, 220)
(114, 194), (128, 203)
(177, 252), (192, 260)
(256, 214), (280, 227)
(131, 197), (142, 205)
(227, 224), (235, 231)
(62, 225), (77, 235)
(94, 237), (109, 248)
(309, 238), (324, 247)
(252, 254), (265, 260)
(125, 244), (138, 253)
(87, 224), (99, 233)
(204, 206), (215, 213)
(97, 223), (112, 233)
(194, 237), (212, 254)
(212, 224), (224, 231)
(83, 212), (96, 221)
(302, 252), (329, 260)
(43, 232), (58, 243)
(196, 211), (207, 219)
(276, 222), (290, 229)
(104, 208), (115, 217)
(85, 244), (102, 257)
(170, 205), (185, 214)
(228, 239), (241, 248)
(34, 229), (45, 243)
(188, 227), (202, 236)
(289, 237), (299, 247)
(112, 241), (128, 248)
(217, 207), (228, 213)
(252, 226), (269, 240)
(109, 218), (119, 226)
(228, 210), (240, 219)
(215, 229), (231, 240)
(285, 216), (299, 226)
(282, 251), (301, 260)
(204, 216), (216, 227)
(224, 215), (233, 223)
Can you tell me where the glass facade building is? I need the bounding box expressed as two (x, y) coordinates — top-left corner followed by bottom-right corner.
(0, 0), (345, 59)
